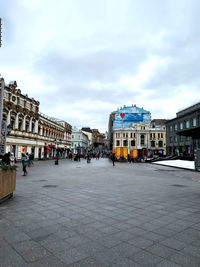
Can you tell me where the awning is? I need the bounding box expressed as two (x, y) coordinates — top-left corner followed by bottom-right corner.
(44, 146), (51, 150)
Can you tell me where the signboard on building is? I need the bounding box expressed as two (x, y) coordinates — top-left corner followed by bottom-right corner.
(0, 120), (7, 155)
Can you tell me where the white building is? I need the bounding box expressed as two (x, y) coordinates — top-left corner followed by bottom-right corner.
(71, 127), (89, 154)
(1, 81), (72, 160)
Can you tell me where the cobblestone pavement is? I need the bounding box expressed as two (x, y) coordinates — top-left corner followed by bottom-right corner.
(1, 158), (200, 266)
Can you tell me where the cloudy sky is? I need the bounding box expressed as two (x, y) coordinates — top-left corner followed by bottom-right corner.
(1, 0), (200, 132)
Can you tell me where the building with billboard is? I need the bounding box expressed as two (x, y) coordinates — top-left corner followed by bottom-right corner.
(111, 105), (166, 158)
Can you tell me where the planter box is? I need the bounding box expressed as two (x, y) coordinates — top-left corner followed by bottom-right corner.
(0, 169), (16, 200)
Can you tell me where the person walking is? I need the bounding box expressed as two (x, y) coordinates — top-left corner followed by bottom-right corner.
(22, 153), (29, 176)
(111, 153), (115, 166)
(29, 153), (34, 167)
(86, 153), (90, 163)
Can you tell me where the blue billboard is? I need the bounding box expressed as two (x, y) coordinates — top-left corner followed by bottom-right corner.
(113, 106), (151, 129)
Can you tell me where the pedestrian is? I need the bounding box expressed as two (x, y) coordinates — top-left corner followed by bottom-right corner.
(29, 153), (34, 167)
(128, 154), (131, 163)
(96, 153), (98, 160)
(111, 153), (115, 166)
(22, 153), (29, 176)
(3, 152), (11, 165)
(10, 153), (15, 166)
(86, 153), (90, 163)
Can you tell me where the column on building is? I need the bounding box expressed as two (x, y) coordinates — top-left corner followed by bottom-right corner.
(23, 115), (27, 131)
(7, 110), (11, 125)
(39, 125), (43, 135)
(29, 117), (33, 132)
(14, 113), (19, 130)
(35, 120), (38, 134)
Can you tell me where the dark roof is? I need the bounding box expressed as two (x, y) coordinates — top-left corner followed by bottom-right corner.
(81, 127), (92, 133)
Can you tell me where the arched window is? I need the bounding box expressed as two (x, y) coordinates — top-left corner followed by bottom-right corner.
(19, 117), (23, 131)
(141, 135), (145, 145)
(25, 120), (29, 132)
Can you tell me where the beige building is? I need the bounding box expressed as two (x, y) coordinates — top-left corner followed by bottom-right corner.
(113, 123), (166, 157)
(2, 81), (72, 160)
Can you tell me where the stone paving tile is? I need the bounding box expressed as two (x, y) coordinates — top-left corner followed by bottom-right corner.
(53, 247), (88, 265)
(129, 250), (163, 267)
(145, 243), (177, 259)
(160, 237), (187, 250)
(128, 236), (155, 249)
(19, 246), (51, 263)
(155, 259), (182, 267)
(168, 251), (200, 267)
(69, 257), (107, 267)
(28, 255), (67, 267)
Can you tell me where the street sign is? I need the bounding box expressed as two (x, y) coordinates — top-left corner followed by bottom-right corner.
(0, 120), (7, 155)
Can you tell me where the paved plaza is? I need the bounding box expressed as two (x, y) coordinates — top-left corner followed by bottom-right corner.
(1, 158), (200, 266)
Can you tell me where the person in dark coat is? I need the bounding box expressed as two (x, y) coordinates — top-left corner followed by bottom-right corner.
(3, 152), (10, 165)
(111, 153), (115, 166)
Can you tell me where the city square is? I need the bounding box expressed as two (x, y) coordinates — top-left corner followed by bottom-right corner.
(1, 159), (200, 266)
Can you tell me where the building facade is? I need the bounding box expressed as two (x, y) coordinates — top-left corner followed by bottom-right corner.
(2, 81), (72, 160)
(112, 105), (166, 156)
(71, 128), (89, 154)
(166, 102), (200, 158)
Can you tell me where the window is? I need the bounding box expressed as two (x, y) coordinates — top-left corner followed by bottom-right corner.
(180, 122), (183, 130)
(116, 140), (120, 146)
(180, 136), (184, 142)
(158, 141), (163, 147)
(153, 133), (155, 138)
(186, 120), (190, 128)
(186, 136), (190, 141)
(131, 133), (133, 138)
(170, 136), (172, 143)
(161, 133), (163, 138)
(123, 133), (125, 138)
(20, 99), (24, 106)
(123, 140), (128, 146)
(126, 133), (128, 138)
(174, 124), (177, 131)
(158, 133), (160, 139)
(131, 140), (135, 146)
(141, 135), (145, 145)
(151, 141), (155, 147)
(170, 126), (173, 132)
(72, 135), (74, 139)
(150, 133), (152, 139)
(174, 136), (177, 142)
(193, 118), (197, 127)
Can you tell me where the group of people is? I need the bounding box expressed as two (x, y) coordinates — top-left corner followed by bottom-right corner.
(0, 152), (15, 166)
